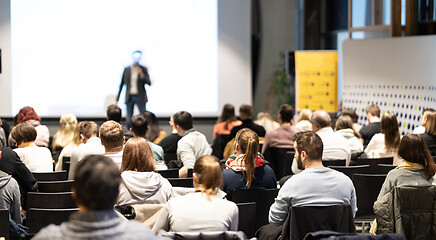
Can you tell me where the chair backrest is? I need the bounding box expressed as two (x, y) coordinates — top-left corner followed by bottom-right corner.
(157, 169), (179, 178)
(329, 165), (370, 179)
(236, 202), (256, 238)
(356, 157), (394, 173)
(32, 171), (68, 182)
(62, 156), (70, 173)
(159, 231), (248, 240)
(322, 159), (346, 167)
(167, 178), (194, 188)
(26, 192), (76, 211)
(163, 153), (177, 164)
(187, 168), (193, 178)
(266, 148), (295, 180)
(0, 209), (9, 240)
(26, 208), (78, 234)
(37, 180), (74, 193)
(352, 174), (387, 218)
(231, 188), (279, 230)
(377, 164), (396, 174)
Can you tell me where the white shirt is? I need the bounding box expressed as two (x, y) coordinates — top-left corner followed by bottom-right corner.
(68, 137), (105, 179)
(130, 67), (139, 94)
(104, 151), (123, 170)
(412, 126), (425, 134)
(316, 127), (351, 166)
(14, 146), (53, 172)
(336, 129), (364, 154)
(177, 129), (212, 169)
(364, 133), (402, 165)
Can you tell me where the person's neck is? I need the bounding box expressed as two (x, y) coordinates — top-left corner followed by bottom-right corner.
(368, 116), (381, 123)
(280, 122), (291, 127)
(304, 160), (324, 169)
(18, 142), (37, 148)
(105, 146), (123, 153)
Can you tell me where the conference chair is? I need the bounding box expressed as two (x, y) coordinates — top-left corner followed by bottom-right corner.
(163, 153), (177, 165)
(230, 188), (279, 230)
(263, 147), (295, 180)
(26, 192), (76, 211)
(355, 157), (393, 173)
(0, 209), (9, 240)
(236, 202), (256, 238)
(62, 156), (70, 174)
(187, 168), (193, 178)
(37, 180), (74, 193)
(159, 231), (248, 240)
(322, 159), (346, 167)
(32, 171), (68, 182)
(26, 208), (78, 234)
(157, 169), (179, 178)
(329, 165), (370, 180)
(167, 178), (194, 188)
(377, 164), (396, 174)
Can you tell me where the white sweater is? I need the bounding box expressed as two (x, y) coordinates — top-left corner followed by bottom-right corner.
(364, 133), (402, 165)
(176, 129), (212, 169)
(14, 146), (53, 172)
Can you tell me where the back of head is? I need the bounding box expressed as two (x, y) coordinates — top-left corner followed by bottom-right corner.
(130, 114), (148, 137)
(59, 112), (78, 129)
(366, 104), (380, 118)
(174, 111), (193, 131)
(239, 104), (253, 120)
(278, 104), (294, 123)
(53, 113), (78, 148)
(11, 122), (37, 145)
(143, 111), (160, 142)
(219, 104), (236, 123)
(341, 109), (358, 123)
(194, 155), (222, 198)
(17, 106), (41, 123)
(73, 154), (121, 210)
(122, 137), (155, 172)
(398, 134), (436, 179)
(106, 104), (122, 123)
(235, 128), (259, 187)
(293, 131), (323, 161)
(381, 112), (400, 151)
(297, 109), (312, 122)
(79, 121), (99, 140)
(336, 115), (361, 138)
(311, 111), (331, 129)
(100, 121), (124, 149)
(424, 111), (436, 135)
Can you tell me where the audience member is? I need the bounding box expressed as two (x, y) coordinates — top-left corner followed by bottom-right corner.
(262, 104), (302, 153)
(10, 107), (50, 148)
(11, 123), (53, 172)
(376, 134), (436, 200)
(174, 111), (212, 178)
(118, 137), (173, 205)
(0, 118), (6, 147)
(144, 111), (166, 144)
(152, 155), (238, 234)
(255, 112), (280, 132)
(413, 108), (435, 134)
(107, 104), (134, 141)
(359, 104), (382, 146)
(51, 113), (78, 163)
(269, 131), (357, 225)
(100, 121), (125, 169)
(33, 154), (161, 239)
(222, 128), (276, 199)
(0, 170), (22, 224)
(158, 114), (182, 162)
(364, 112), (402, 165)
(68, 121), (104, 179)
(341, 109), (362, 132)
(295, 109), (312, 131)
(311, 111), (351, 165)
(55, 124), (82, 171)
(130, 114), (166, 170)
(228, 105), (266, 141)
(213, 104), (242, 139)
(420, 111), (436, 156)
(335, 115), (364, 154)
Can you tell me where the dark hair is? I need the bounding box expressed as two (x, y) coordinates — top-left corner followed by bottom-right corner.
(381, 113), (400, 151)
(278, 104), (294, 123)
(122, 137), (155, 172)
(335, 115), (361, 138)
(218, 104), (237, 130)
(73, 154), (121, 210)
(99, 121), (124, 149)
(194, 155), (222, 198)
(342, 109), (359, 123)
(239, 105), (252, 119)
(10, 122), (37, 145)
(235, 128), (259, 187)
(424, 112), (436, 135)
(398, 134), (436, 179)
(143, 111), (161, 142)
(366, 104), (380, 117)
(293, 131), (323, 161)
(130, 114), (148, 137)
(174, 111), (193, 131)
(17, 106), (41, 123)
(106, 104), (122, 123)
(79, 121), (99, 139)
(311, 111), (331, 128)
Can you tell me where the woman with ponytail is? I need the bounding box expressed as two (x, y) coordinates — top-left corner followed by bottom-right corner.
(152, 155), (238, 233)
(222, 128), (277, 199)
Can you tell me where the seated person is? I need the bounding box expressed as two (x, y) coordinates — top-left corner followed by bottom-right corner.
(0, 170), (21, 224)
(100, 121), (125, 169)
(413, 108), (435, 134)
(152, 155), (238, 234)
(158, 114), (182, 163)
(295, 109), (312, 132)
(13, 106), (50, 147)
(33, 154), (161, 239)
(341, 109), (362, 133)
(117, 137), (173, 205)
(51, 112), (78, 163)
(359, 104), (382, 146)
(227, 104), (266, 143)
(143, 111), (166, 144)
(335, 115), (363, 154)
(269, 131), (357, 225)
(213, 104), (242, 140)
(420, 111), (436, 156)
(106, 104), (134, 141)
(255, 112), (280, 133)
(222, 128), (277, 199)
(55, 124), (82, 171)
(11, 122), (53, 172)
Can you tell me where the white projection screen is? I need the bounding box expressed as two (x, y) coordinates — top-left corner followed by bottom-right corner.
(10, 0), (224, 117)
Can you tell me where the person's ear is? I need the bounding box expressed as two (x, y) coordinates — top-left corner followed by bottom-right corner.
(300, 151), (308, 161)
(192, 172), (199, 185)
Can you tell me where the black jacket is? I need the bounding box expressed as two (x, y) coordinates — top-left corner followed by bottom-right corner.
(116, 65), (151, 105)
(227, 119), (266, 143)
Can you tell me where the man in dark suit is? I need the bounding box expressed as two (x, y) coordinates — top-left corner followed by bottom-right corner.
(116, 50), (151, 128)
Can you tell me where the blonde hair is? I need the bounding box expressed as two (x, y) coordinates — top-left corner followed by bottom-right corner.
(100, 121), (124, 150)
(235, 128), (259, 187)
(424, 112), (436, 135)
(298, 109), (312, 122)
(194, 155), (222, 199)
(52, 113), (78, 149)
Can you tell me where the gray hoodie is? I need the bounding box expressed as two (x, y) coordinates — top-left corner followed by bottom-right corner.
(0, 170), (22, 224)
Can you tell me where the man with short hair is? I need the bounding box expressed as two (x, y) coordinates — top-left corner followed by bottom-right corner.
(106, 104), (134, 141)
(100, 121), (125, 169)
(130, 114), (166, 170)
(311, 111), (351, 165)
(269, 131), (357, 225)
(33, 155), (162, 239)
(159, 114), (182, 163)
(359, 104), (382, 145)
(174, 111), (212, 178)
(69, 121), (105, 180)
(227, 105), (266, 142)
